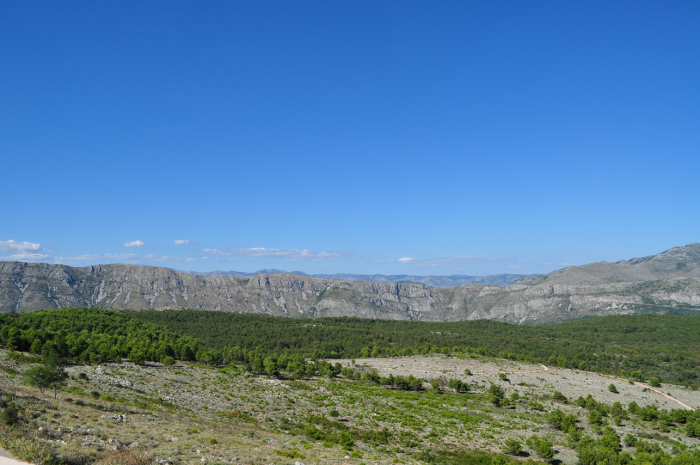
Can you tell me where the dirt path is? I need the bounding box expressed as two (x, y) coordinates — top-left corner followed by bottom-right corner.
(0, 448), (30, 465)
(631, 381), (695, 411)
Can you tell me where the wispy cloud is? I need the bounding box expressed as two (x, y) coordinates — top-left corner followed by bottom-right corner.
(200, 247), (354, 261)
(387, 254), (572, 272)
(0, 240), (51, 262)
(9, 253), (52, 261)
(389, 255), (512, 268)
(0, 240), (42, 253)
(174, 240), (191, 245)
(123, 240), (145, 248)
(55, 253), (183, 264)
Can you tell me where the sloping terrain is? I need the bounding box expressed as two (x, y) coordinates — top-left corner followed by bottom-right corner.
(199, 270), (530, 288)
(2, 350), (699, 465)
(0, 244), (699, 324)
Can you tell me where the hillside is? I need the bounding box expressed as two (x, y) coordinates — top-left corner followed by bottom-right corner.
(1, 308), (700, 465)
(1, 243), (699, 324)
(198, 270), (530, 288)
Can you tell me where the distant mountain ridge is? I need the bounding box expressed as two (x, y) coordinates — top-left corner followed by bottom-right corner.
(194, 270), (530, 288)
(1, 243), (698, 324)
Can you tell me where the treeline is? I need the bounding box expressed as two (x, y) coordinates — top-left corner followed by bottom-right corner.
(2, 308), (700, 388)
(0, 308), (201, 364)
(126, 310), (700, 388)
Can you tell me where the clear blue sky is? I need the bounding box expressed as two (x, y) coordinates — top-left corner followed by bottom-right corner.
(1, 1), (698, 276)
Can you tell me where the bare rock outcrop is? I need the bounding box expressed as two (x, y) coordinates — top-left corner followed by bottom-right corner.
(1, 243), (699, 324)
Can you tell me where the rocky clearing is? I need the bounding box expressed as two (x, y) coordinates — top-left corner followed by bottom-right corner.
(1, 350), (698, 465)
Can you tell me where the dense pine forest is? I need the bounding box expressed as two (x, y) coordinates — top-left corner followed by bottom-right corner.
(1, 308), (699, 388)
(127, 310), (700, 388)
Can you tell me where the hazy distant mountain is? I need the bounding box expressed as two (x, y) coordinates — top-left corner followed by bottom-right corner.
(194, 270), (529, 288)
(1, 243), (698, 324)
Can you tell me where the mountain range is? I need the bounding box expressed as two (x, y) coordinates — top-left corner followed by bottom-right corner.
(193, 270), (529, 288)
(1, 243), (698, 324)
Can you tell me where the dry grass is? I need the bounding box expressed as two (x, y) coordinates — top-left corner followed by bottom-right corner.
(0, 424), (57, 465)
(94, 450), (151, 465)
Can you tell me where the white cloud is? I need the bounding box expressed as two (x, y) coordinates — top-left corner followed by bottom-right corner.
(230, 247), (352, 261)
(391, 254), (573, 272)
(394, 255), (505, 268)
(55, 253), (182, 264)
(201, 248), (227, 255)
(0, 239), (42, 253)
(9, 253), (51, 261)
(123, 240), (145, 248)
(199, 247), (353, 261)
(174, 240), (191, 245)
(0, 240), (51, 262)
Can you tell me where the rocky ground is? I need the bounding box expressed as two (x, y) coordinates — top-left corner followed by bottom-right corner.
(345, 356), (699, 411)
(1, 349), (698, 465)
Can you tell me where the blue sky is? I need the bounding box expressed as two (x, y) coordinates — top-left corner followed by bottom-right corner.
(1, 1), (698, 276)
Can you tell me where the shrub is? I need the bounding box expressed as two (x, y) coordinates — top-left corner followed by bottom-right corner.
(503, 438), (522, 456)
(488, 383), (506, 407)
(649, 377), (661, 387)
(608, 384), (618, 393)
(588, 410), (604, 426)
(1, 403), (20, 426)
(526, 435), (555, 461)
(447, 378), (469, 392)
(623, 433), (637, 447)
(498, 372), (507, 381)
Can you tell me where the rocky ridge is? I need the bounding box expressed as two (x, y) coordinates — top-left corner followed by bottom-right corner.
(1, 243), (699, 324)
(197, 270), (530, 288)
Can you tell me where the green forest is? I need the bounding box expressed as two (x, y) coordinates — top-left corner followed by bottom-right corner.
(2, 308), (700, 465)
(126, 310), (700, 388)
(1, 308), (699, 389)
(0, 308), (200, 365)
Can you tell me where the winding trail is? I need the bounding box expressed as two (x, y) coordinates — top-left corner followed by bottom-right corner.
(630, 381), (695, 411)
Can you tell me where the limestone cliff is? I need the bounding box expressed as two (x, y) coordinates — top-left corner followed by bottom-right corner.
(1, 243), (699, 324)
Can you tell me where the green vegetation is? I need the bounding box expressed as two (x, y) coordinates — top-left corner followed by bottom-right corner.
(126, 310), (700, 387)
(2, 307), (700, 464)
(2, 309), (700, 388)
(0, 308), (201, 365)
